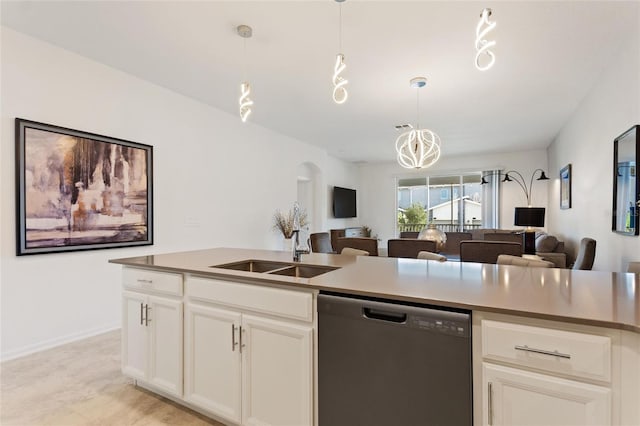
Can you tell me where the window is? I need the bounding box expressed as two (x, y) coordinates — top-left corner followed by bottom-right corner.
(397, 172), (496, 234)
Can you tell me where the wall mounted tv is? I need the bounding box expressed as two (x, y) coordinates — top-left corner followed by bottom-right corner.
(333, 186), (357, 218)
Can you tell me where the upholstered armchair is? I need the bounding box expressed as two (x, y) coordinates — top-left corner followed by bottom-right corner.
(572, 238), (596, 270)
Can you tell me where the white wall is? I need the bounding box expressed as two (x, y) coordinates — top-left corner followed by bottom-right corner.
(0, 28), (359, 360)
(323, 156), (361, 231)
(358, 149), (549, 246)
(547, 34), (640, 272)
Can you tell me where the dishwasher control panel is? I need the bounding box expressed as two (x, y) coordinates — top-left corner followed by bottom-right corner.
(410, 316), (470, 337)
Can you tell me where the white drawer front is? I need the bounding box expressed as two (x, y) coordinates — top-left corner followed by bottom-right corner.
(123, 267), (183, 296)
(186, 276), (313, 322)
(482, 319), (611, 382)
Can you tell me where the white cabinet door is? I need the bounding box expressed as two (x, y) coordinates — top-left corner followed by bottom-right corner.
(185, 303), (242, 424)
(148, 295), (183, 397)
(122, 291), (183, 398)
(241, 314), (313, 426)
(122, 291), (147, 380)
(484, 364), (611, 426)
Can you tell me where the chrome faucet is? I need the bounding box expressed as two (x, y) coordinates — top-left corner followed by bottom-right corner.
(291, 229), (307, 262)
(291, 202), (309, 262)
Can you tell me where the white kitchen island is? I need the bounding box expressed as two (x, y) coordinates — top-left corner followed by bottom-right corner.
(111, 248), (640, 426)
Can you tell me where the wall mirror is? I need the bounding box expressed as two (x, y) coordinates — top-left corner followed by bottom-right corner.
(613, 125), (639, 235)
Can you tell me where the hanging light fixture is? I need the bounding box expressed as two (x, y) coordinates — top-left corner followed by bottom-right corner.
(395, 77), (441, 169)
(475, 8), (496, 71)
(237, 24), (253, 122)
(332, 0), (348, 104)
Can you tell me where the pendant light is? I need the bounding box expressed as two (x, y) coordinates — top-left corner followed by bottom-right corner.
(395, 77), (441, 169)
(475, 8), (496, 71)
(237, 24), (254, 122)
(332, 0), (348, 104)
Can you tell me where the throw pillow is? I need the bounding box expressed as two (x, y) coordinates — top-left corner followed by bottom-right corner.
(536, 234), (558, 252)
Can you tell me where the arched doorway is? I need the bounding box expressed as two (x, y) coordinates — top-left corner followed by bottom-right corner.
(296, 162), (322, 238)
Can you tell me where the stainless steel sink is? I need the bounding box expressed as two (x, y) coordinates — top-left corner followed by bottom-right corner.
(212, 259), (293, 273)
(211, 259), (338, 278)
(268, 264), (339, 278)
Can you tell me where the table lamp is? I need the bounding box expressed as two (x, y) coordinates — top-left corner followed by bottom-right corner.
(514, 207), (545, 255)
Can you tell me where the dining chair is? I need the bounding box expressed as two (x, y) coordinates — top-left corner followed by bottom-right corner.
(459, 240), (522, 264)
(330, 229), (346, 252)
(497, 254), (554, 268)
(310, 232), (333, 253)
(572, 238), (596, 270)
(387, 239), (437, 259)
(399, 231), (420, 239)
(334, 237), (378, 256)
(441, 232), (473, 256)
(417, 251), (447, 262)
(340, 247), (370, 256)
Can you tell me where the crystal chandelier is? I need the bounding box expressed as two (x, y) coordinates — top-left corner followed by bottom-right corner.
(237, 25), (253, 122)
(395, 77), (441, 169)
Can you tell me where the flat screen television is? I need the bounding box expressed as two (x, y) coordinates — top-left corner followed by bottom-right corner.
(333, 186), (357, 218)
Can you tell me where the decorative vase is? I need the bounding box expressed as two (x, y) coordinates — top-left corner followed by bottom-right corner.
(282, 238), (293, 252)
(418, 224), (447, 252)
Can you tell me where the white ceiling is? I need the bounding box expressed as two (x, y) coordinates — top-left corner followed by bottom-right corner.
(2, 1), (638, 163)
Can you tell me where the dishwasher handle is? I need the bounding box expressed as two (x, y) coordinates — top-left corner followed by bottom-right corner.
(363, 307), (407, 323)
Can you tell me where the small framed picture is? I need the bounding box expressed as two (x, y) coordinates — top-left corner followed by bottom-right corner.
(560, 164), (572, 209)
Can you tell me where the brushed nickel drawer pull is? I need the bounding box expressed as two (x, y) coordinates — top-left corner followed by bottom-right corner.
(515, 344), (571, 359)
(137, 278), (153, 284)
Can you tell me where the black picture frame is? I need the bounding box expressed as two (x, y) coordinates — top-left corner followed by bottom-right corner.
(560, 164), (571, 209)
(612, 124), (639, 235)
(15, 118), (154, 255)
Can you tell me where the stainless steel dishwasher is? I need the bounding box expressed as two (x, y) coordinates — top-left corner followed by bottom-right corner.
(318, 293), (472, 426)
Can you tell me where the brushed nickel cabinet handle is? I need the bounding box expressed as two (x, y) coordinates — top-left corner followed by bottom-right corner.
(239, 326), (245, 353)
(515, 344), (571, 359)
(140, 303), (144, 325)
(145, 304), (151, 326)
(231, 324), (238, 351)
(137, 278), (153, 284)
(488, 382), (493, 426)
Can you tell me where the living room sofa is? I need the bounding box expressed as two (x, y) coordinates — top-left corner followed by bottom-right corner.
(464, 228), (568, 268)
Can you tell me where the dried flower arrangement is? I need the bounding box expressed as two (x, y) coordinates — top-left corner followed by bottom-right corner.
(273, 206), (309, 239)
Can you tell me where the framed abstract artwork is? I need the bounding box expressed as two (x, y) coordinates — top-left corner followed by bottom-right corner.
(15, 118), (153, 255)
(560, 163), (572, 210)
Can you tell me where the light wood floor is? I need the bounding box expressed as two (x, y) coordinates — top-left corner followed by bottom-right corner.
(1, 330), (224, 425)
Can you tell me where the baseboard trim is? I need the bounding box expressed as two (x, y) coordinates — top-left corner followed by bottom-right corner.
(136, 381), (232, 425)
(1, 324), (121, 362)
